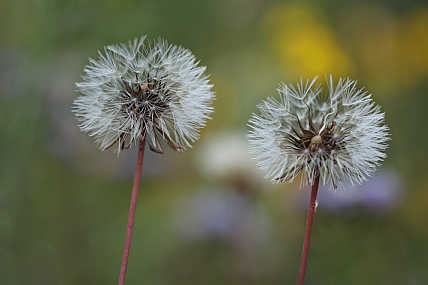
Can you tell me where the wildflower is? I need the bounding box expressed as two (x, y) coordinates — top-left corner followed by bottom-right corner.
(73, 36), (215, 154)
(247, 75), (389, 189)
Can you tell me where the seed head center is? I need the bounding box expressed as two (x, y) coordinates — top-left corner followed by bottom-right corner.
(120, 76), (171, 120)
(309, 134), (323, 152)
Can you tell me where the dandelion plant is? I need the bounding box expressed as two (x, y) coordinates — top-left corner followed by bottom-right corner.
(73, 36), (215, 285)
(247, 75), (389, 284)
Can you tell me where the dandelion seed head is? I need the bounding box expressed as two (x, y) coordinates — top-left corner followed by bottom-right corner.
(73, 36), (215, 154)
(247, 75), (390, 189)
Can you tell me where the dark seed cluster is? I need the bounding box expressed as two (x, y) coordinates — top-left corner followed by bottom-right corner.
(277, 106), (350, 186)
(286, 119), (341, 154)
(284, 105), (348, 153)
(103, 74), (179, 153)
(119, 75), (171, 120)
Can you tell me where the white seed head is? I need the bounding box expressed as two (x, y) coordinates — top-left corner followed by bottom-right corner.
(246, 75), (390, 189)
(73, 36), (215, 154)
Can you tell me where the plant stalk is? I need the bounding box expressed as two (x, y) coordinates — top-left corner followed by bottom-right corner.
(297, 174), (320, 285)
(118, 139), (146, 285)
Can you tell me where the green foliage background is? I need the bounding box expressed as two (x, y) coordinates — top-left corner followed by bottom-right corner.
(1, 0), (428, 284)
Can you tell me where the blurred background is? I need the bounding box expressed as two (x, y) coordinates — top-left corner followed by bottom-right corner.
(1, 0), (428, 284)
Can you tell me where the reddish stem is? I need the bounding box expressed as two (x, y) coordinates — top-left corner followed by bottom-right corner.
(118, 139), (146, 285)
(297, 174), (320, 285)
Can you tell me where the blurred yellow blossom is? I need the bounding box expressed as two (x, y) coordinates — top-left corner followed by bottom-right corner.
(262, 3), (354, 81)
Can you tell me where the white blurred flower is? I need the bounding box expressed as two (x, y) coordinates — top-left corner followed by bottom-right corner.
(196, 132), (264, 181)
(73, 36), (214, 154)
(247, 76), (390, 188)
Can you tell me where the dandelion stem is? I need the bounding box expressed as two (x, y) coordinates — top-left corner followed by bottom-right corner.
(297, 174), (320, 285)
(118, 139), (146, 285)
